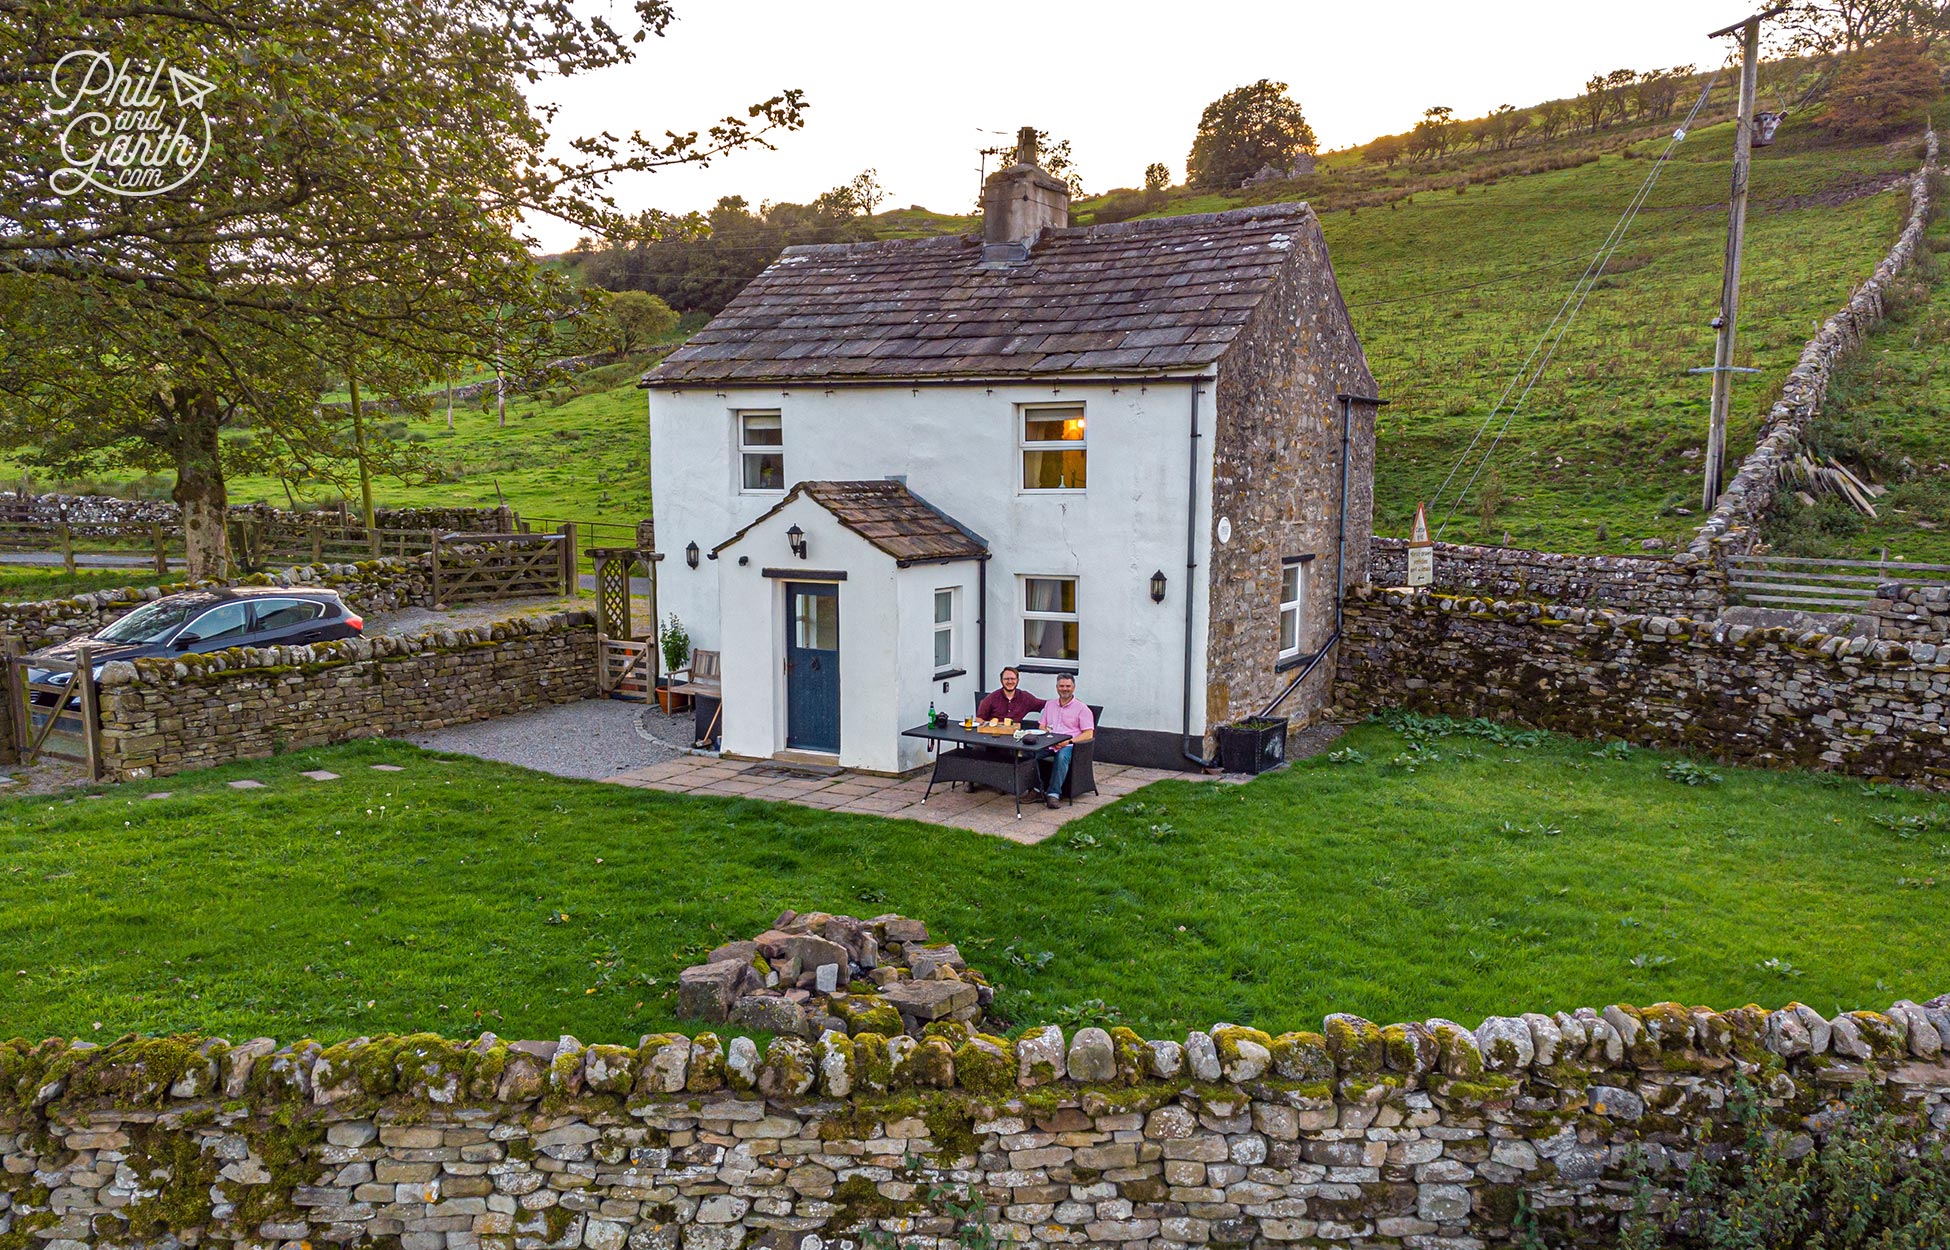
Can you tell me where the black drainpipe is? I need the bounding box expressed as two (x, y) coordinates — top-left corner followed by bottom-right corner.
(977, 556), (987, 697)
(1181, 380), (1215, 770)
(1259, 391), (1387, 720)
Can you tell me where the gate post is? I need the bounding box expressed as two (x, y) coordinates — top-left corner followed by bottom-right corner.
(59, 523), (75, 575)
(430, 532), (443, 606)
(558, 523), (578, 597)
(0, 636), (19, 766)
(75, 643), (101, 781)
(151, 524), (168, 576)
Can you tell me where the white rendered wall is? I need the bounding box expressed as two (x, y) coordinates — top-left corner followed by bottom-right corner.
(650, 379), (1216, 745)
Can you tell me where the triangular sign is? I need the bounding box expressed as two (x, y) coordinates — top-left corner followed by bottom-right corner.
(1410, 502), (1430, 546)
(168, 66), (216, 109)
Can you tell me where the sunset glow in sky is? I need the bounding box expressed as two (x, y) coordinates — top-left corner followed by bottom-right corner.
(526, 0), (1753, 251)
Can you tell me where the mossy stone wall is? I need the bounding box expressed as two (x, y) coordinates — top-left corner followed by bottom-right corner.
(1336, 586), (1950, 788)
(2, 997), (1947, 1250)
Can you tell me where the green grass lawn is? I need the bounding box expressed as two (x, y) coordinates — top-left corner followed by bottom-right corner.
(0, 565), (171, 602)
(3, 718), (1944, 1045)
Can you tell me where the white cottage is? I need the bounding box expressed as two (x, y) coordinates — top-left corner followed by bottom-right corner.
(644, 129), (1379, 774)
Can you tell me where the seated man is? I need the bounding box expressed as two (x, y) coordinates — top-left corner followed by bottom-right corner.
(976, 666), (1044, 724)
(1031, 674), (1094, 809)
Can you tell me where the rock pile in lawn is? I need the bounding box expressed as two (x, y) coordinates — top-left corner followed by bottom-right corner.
(676, 909), (994, 1038)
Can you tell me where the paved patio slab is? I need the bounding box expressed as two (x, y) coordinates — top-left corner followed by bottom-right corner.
(607, 756), (1183, 844)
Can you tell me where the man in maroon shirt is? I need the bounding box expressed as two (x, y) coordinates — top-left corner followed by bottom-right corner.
(977, 666), (1044, 723)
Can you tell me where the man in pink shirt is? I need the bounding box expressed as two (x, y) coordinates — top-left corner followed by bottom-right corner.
(1032, 674), (1095, 809)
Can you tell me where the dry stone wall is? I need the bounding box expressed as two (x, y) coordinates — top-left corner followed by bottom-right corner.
(1873, 582), (1950, 643)
(0, 560), (430, 651)
(1689, 130), (1940, 561)
(0, 493), (511, 535)
(3, 994), (1948, 1250)
(92, 609), (596, 780)
(1367, 539), (1720, 616)
(1335, 585), (1950, 787)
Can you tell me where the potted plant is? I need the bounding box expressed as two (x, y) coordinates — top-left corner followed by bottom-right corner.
(657, 613), (692, 714)
(1217, 715), (1289, 775)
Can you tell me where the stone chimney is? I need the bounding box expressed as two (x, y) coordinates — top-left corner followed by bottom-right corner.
(981, 125), (1069, 260)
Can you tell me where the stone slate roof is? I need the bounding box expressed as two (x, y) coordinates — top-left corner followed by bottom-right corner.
(644, 204), (1319, 386)
(714, 480), (988, 565)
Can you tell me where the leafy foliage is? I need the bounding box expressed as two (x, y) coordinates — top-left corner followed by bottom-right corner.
(1185, 80), (1318, 190)
(1619, 1081), (1950, 1248)
(1817, 39), (1943, 140)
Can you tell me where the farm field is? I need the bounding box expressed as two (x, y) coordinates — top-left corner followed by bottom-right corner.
(2, 716), (1945, 1044)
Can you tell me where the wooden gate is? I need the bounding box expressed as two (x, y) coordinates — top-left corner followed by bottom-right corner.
(2, 640), (102, 778)
(430, 531), (571, 605)
(1726, 554), (1950, 612)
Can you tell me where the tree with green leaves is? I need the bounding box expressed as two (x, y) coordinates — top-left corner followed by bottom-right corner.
(604, 291), (682, 356)
(0, 1), (805, 577)
(1185, 80), (1318, 190)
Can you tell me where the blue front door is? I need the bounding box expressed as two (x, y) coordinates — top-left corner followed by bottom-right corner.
(785, 582), (840, 753)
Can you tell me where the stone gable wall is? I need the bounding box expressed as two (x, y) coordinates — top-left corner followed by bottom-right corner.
(1203, 211), (1378, 737)
(1334, 585), (1950, 787)
(2, 995), (1947, 1250)
(1367, 539), (1722, 616)
(92, 610), (597, 780)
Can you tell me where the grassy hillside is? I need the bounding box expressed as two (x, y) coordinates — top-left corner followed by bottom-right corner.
(7, 108), (1939, 552)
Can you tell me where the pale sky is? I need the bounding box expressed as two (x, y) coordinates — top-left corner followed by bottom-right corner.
(526, 0), (1750, 252)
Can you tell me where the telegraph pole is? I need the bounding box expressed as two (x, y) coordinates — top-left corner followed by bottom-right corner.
(1702, 5), (1787, 510)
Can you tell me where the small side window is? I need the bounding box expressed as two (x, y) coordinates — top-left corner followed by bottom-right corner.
(1278, 558), (1310, 660)
(933, 588), (959, 674)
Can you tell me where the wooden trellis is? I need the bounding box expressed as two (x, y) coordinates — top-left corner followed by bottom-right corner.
(588, 547), (660, 701)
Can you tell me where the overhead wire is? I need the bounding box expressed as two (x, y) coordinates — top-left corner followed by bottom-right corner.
(1426, 61), (1730, 540)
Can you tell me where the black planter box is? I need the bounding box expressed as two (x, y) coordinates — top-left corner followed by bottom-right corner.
(1217, 716), (1288, 774)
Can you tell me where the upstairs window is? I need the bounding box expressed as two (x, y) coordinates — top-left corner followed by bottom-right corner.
(1278, 557), (1311, 660)
(738, 411), (784, 493)
(1020, 404), (1087, 491)
(1022, 575), (1079, 665)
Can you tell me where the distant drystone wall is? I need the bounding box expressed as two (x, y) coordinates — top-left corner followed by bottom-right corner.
(1690, 129), (1940, 561)
(93, 609), (596, 780)
(1368, 538), (1722, 616)
(0, 559), (431, 651)
(2, 993), (1947, 1250)
(0, 493), (511, 535)
(1335, 585), (1949, 787)
(1874, 581), (1950, 642)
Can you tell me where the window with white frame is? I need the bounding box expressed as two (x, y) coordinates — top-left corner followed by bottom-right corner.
(737, 410), (784, 493)
(1278, 557), (1311, 660)
(1019, 404), (1087, 491)
(933, 588), (959, 674)
(1021, 575), (1079, 665)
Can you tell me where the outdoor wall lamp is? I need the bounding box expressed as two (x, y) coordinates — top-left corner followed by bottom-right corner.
(786, 524), (807, 560)
(1150, 569), (1167, 603)
(685, 541), (699, 569)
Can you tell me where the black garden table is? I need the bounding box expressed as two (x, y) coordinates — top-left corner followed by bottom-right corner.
(901, 722), (1073, 819)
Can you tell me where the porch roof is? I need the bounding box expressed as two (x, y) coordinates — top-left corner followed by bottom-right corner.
(713, 480), (989, 566)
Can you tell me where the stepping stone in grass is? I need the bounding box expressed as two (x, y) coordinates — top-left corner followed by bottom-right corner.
(145, 792), (173, 800)
(300, 770), (341, 781)
(228, 779), (266, 790)
(370, 764), (405, 772)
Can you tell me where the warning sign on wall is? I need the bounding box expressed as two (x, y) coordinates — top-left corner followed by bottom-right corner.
(1407, 502), (1434, 588)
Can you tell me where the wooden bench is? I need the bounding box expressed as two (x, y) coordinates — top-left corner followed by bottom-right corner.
(668, 649), (721, 701)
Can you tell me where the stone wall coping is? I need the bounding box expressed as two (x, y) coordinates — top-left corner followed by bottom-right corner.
(97, 606), (596, 688)
(4, 993), (1945, 1115)
(1355, 584), (1943, 667)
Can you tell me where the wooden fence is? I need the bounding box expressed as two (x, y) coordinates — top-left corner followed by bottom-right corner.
(1726, 554), (1950, 612)
(1, 640), (100, 778)
(430, 531), (574, 605)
